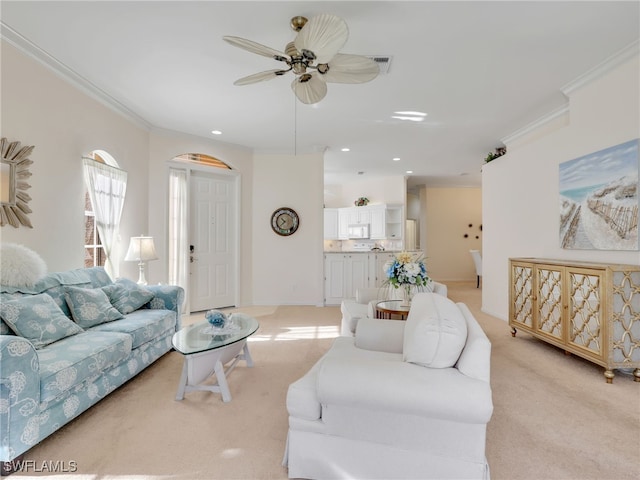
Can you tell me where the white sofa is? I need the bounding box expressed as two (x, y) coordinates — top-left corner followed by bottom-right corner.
(284, 293), (493, 480)
(340, 282), (448, 336)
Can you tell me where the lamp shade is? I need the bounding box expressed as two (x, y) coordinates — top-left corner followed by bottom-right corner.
(124, 236), (158, 262)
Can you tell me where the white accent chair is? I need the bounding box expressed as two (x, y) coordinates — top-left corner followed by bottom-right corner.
(470, 249), (483, 288)
(284, 293), (493, 479)
(340, 282), (448, 336)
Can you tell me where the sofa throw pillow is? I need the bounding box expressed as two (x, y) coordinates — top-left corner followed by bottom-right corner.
(64, 286), (124, 328)
(0, 293), (84, 349)
(403, 293), (467, 368)
(103, 278), (154, 314)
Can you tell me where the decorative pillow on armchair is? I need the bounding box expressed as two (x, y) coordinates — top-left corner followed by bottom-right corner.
(0, 293), (84, 348)
(103, 278), (154, 314)
(403, 293), (467, 368)
(64, 286), (124, 328)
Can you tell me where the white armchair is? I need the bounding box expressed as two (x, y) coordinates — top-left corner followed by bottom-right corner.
(340, 282), (448, 336)
(284, 293), (493, 479)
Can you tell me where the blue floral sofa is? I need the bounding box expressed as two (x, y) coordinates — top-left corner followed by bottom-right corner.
(0, 267), (184, 466)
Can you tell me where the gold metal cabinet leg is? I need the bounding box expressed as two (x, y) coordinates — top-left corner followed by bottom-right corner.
(633, 369), (640, 382)
(604, 370), (615, 384)
(510, 327), (517, 337)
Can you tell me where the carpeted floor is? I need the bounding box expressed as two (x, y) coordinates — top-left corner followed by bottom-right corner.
(10, 283), (640, 479)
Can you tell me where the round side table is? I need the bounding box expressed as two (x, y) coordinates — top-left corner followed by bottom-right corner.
(375, 300), (410, 320)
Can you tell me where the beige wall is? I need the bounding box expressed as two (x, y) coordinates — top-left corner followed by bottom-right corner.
(252, 153), (324, 305)
(1, 41), (325, 306)
(424, 187), (482, 282)
(148, 129), (254, 304)
(483, 52), (640, 320)
(324, 175), (406, 208)
(0, 41), (150, 278)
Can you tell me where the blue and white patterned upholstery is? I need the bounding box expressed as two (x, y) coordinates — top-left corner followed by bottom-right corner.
(64, 286), (124, 327)
(0, 294), (85, 349)
(0, 267), (184, 463)
(105, 279), (155, 314)
(90, 309), (176, 349)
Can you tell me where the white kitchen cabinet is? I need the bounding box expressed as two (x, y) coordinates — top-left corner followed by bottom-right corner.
(347, 253), (370, 298)
(324, 254), (347, 305)
(385, 206), (403, 240)
(369, 205), (386, 239)
(337, 209), (350, 239)
(324, 253), (370, 305)
(348, 207), (371, 225)
(323, 208), (339, 239)
(370, 252), (395, 287)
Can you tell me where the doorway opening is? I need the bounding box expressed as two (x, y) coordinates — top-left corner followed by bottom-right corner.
(168, 153), (239, 314)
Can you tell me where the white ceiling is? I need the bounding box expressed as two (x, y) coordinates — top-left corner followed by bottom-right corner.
(2, 1), (639, 190)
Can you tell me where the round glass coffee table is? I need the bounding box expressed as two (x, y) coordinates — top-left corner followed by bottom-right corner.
(172, 313), (259, 402)
(375, 300), (410, 320)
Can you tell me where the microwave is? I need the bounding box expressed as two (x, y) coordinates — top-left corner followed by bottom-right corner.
(348, 224), (370, 239)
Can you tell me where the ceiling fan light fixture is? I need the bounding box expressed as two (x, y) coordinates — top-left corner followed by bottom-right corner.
(294, 13), (349, 64)
(290, 16), (308, 32)
(318, 53), (379, 84)
(223, 36), (289, 61)
(291, 74), (327, 104)
(233, 68), (291, 86)
(301, 49), (317, 62)
(225, 13), (378, 103)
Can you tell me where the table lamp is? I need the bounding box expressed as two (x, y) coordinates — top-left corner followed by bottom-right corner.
(124, 235), (158, 285)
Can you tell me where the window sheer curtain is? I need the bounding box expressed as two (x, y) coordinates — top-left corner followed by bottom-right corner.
(82, 158), (127, 278)
(169, 168), (189, 312)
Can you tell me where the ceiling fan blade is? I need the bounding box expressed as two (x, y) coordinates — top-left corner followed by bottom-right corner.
(234, 69), (289, 86)
(319, 54), (380, 84)
(223, 36), (289, 61)
(291, 74), (327, 105)
(294, 14), (348, 64)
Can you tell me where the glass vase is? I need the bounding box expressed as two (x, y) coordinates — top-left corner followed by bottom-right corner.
(400, 284), (413, 307)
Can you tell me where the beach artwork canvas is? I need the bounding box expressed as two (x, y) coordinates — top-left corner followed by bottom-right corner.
(559, 139), (639, 250)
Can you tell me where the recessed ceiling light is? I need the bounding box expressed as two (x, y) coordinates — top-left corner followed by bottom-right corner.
(391, 116), (425, 122)
(406, 170), (413, 174)
(392, 111), (427, 122)
(341, 148), (350, 152)
(211, 130), (222, 135)
(395, 111), (427, 117)
(392, 157), (400, 161)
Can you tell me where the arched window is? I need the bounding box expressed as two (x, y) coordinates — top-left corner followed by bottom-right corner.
(173, 153), (231, 170)
(83, 150), (127, 277)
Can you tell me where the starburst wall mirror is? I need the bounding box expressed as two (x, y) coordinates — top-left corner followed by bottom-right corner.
(1, 137), (34, 228)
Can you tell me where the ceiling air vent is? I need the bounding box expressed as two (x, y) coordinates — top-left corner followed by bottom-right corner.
(367, 56), (392, 74)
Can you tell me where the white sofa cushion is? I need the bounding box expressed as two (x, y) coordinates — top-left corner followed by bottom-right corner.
(403, 293), (467, 368)
(355, 317), (405, 353)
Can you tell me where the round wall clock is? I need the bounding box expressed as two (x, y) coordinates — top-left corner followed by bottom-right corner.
(271, 207), (299, 236)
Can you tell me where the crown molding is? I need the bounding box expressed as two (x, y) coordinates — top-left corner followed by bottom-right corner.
(562, 39), (639, 96)
(501, 104), (569, 146)
(502, 39), (639, 146)
(1, 21), (153, 131)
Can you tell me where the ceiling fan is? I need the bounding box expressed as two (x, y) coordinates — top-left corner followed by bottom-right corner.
(223, 14), (379, 104)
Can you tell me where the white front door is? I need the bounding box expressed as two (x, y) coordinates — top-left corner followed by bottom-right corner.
(189, 171), (237, 311)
